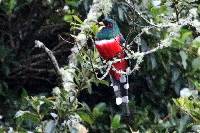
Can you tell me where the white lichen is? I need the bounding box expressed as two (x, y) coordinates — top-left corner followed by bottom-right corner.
(180, 88), (198, 97)
(15, 110), (30, 118)
(52, 87), (61, 96)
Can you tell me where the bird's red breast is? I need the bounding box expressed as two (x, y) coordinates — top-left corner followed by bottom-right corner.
(95, 35), (128, 80)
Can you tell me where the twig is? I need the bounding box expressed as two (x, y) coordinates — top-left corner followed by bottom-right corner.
(58, 35), (75, 45)
(172, 0), (179, 22)
(125, 0), (171, 28)
(52, 41), (66, 51)
(35, 40), (64, 88)
(27, 68), (55, 73)
(20, 75), (52, 83)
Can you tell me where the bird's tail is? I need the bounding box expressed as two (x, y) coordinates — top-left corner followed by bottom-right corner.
(110, 75), (130, 116)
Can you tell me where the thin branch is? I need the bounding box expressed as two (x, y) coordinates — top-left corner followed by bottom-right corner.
(172, 0), (180, 22)
(27, 68), (55, 73)
(58, 35), (75, 45)
(35, 40), (64, 87)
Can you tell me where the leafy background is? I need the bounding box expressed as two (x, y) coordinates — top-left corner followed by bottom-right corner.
(0, 0), (200, 132)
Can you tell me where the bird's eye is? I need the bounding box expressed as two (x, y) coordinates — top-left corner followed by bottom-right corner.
(107, 23), (113, 28)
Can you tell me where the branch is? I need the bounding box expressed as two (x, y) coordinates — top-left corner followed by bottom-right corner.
(64, 0), (113, 131)
(35, 40), (64, 87)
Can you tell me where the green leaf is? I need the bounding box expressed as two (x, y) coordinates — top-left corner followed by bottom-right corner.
(172, 29), (192, 48)
(92, 102), (106, 118)
(72, 15), (83, 24)
(111, 114), (121, 129)
(8, 0), (16, 13)
(172, 38), (184, 48)
(174, 98), (200, 123)
(64, 15), (73, 22)
(179, 51), (188, 69)
(27, 96), (45, 112)
(90, 23), (99, 35)
(180, 29), (192, 42)
(78, 111), (94, 125)
(15, 110), (40, 124)
(192, 57), (200, 71)
(151, 5), (167, 16)
(93, 78), (109, 87)
(193, 80), (200, 91)
(21, 88), (28, 98)
(192, 37), (200, 48)
(66, 1), (79, 7)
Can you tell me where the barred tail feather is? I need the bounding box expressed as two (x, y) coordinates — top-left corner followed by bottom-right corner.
(110, 75), (130, 116)
(112, 79), (122, 105)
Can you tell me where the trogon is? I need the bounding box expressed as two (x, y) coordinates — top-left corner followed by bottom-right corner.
(95, 18), (130, 116)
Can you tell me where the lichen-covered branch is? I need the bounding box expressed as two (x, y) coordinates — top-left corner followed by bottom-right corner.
(34, 40), (64, 87)
(63, 0), (113, 132)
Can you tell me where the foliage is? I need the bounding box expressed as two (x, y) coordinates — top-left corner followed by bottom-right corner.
(78, 102), (129, 133)
(0, 0), (200, 132)
(12, 88), (81, 132)
(174, 97), (200, 124)
(129, 101), (191, 133)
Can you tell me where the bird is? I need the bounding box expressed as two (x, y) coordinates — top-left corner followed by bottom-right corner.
(95, 18), (130, 116)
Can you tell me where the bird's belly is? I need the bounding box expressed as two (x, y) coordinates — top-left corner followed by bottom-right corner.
(95, 36), (128, 80)
(109, 53), (128, 80)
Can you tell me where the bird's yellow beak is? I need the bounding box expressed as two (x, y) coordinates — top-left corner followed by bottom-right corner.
(98, 22), (104, 26)
(98, 22), (105, 31)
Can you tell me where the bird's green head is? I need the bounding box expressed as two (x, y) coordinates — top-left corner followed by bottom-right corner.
(95, 18), (121, 40)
